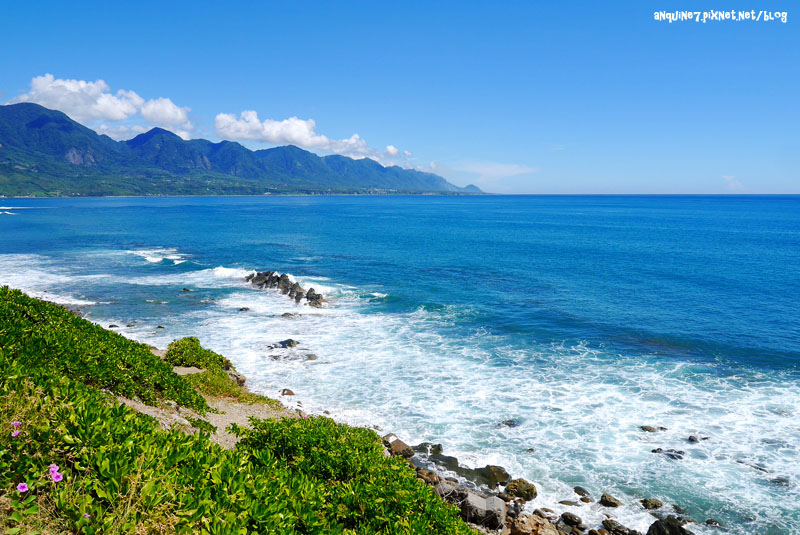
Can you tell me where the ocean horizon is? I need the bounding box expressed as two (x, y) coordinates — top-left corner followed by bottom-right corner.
(2, 194), (798, 534)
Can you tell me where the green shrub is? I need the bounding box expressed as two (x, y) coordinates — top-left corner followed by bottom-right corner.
(234, 416), (477, 534)
(164, 337), (231, 371)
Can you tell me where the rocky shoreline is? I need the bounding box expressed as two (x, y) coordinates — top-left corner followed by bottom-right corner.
(376, 433), (711, 535)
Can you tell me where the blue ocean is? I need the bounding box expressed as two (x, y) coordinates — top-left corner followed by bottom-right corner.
(1, 195), (798, 534)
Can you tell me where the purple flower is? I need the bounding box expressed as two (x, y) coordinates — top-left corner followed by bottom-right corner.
(11, 430), (20, 438)
(49, 463), (60, 473)
(16, 483), (28, 493)
(83, 513), (91, 518)
(11, 422), (21, 428)
(50, 471), (63, 482)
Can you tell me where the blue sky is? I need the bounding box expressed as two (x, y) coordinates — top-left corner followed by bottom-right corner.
(1, 1), (797, 193)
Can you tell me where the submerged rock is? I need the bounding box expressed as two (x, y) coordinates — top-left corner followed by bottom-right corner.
(641, 498), (664, 510)
(280, 388), (294, 396)
(651, 448), (685, 460)
(271, 339), (299, 349)
(641, 425), (668, 433)
(561, 512), (582, 526)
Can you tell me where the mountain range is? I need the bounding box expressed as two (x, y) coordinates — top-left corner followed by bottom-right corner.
(0, 103), (481, 196)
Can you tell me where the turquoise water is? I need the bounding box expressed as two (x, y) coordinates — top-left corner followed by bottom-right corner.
(1, 195), (798, 533)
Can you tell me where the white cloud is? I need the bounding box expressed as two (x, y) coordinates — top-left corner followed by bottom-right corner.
(454, 161), (537, 181)
(214, 110), (407, 162)
(722, 175), (744, 192)
(141, 97), (193, 138)
(9, 74), (194, 139)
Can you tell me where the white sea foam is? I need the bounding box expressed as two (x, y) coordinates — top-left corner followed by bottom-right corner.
(0, 254), (103, 306)
(126, 248), (189, 264)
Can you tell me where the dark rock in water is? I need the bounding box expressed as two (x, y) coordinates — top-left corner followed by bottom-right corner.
(182, 288), (192, 292)
(573, 486), (591, 498)
(687, 435), (699, 443)
(280, 388), (294, 396)
(526, 447), (536, 453)
(239, 307), (250, 311)
(672, 505), (686, 514)
(600, 493), (623, 507)
(474, 465), (511, 489)
(603, 518), (643, 535)
(245, 273), (255, 282)
(651, 448), (685, 460)
(277, 274), (292, 294)
(288, 282), (301, 298)
(641, 498), (664, 510)
(429, 452), (461, 473)
(108, 324), (118, 328)
(580, 496), (592, 503)
(306, 288), (324, 308)
(157, 325), (164, 329)
(646, 516), (693, 535)
(705, 519), (721, 527)
(505, 478), (537, 500)
(413, 442), (444, 455)
(770, 476), (790, 486)
(295, 290), (306, 302)
(281, 313), (296, 318)
(558, 500), (580, 506)
(499, 419), (521, 428)
(561, 512), (582, 526)
(126, 323), (135, 327)
(641, 425), (667, 433)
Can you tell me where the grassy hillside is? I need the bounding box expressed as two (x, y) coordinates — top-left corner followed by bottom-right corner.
(0, 287), (476, 534)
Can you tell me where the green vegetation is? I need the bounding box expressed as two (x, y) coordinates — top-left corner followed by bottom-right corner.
(165, 337), (280, 407)
(0, 288), (476, 534)
(0, 287), (207, 413)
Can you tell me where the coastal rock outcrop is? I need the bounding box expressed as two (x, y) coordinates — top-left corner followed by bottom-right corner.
(505, 478), (537, 500)
(245, 271), (326, 308)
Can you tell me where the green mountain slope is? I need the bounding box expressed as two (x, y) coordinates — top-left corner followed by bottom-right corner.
(0, 103), (481, 196)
